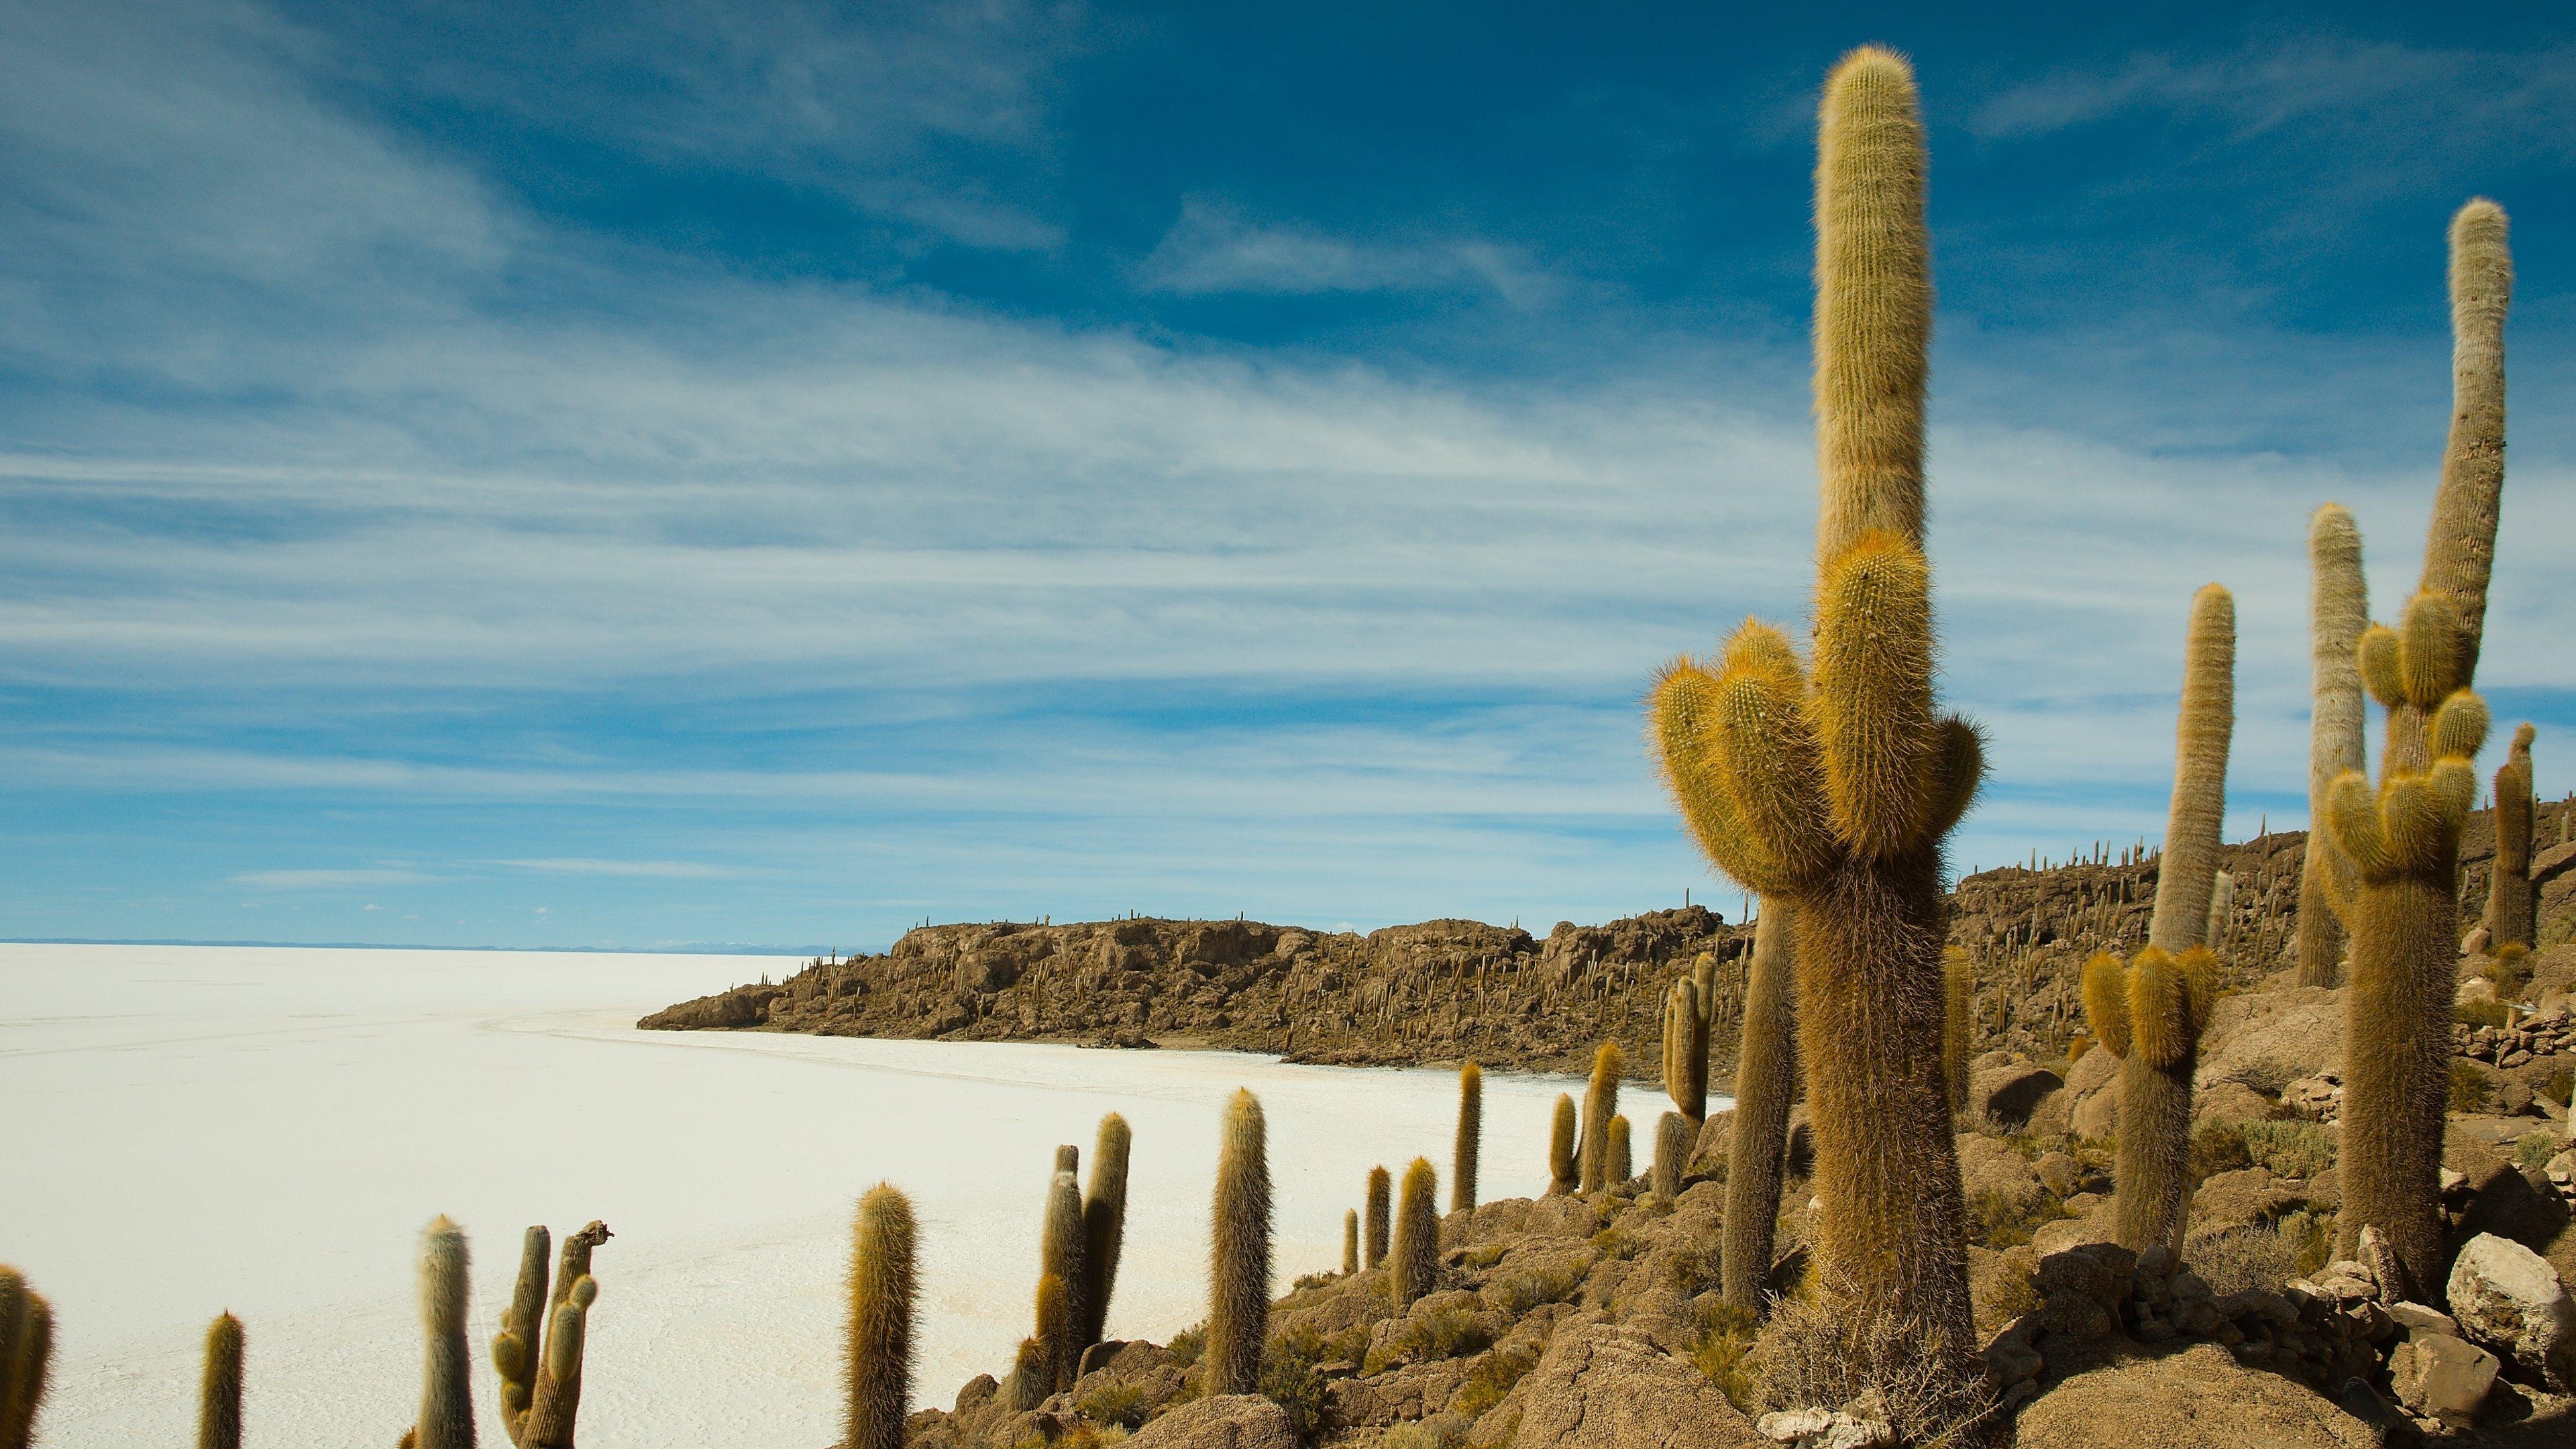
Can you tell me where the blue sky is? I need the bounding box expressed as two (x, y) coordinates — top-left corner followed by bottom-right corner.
(1, 1), (2570, 953)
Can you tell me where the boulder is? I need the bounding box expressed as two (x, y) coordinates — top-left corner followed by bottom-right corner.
(2015, 1342), (2378, 1449)
(1124, 1395), (1299, 1449)
(2445, 1231), (2576, 1389)
(1971, 1061), (2065, 1131)
(2072, 1077), (2121, 1141)
(2196, 986), (2347, 1089)
(2386, 1332), (2499, 1428)
(2445, 1132), (2571, 1255)
(1504, 1321), (1767, 1448)
(1958, 1134), (2047, 1216)
(2192, 1079), (2274, 1128)
(2190, 1167), (2305, 1236)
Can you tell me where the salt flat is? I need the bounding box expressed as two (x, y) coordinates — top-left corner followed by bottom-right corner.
(0, 943), (1674, 1447)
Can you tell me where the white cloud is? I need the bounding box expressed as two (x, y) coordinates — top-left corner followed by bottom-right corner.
(229, 868), (441, 890)
(492, 859), (741, 879)
(1136, 198), (1557, 305)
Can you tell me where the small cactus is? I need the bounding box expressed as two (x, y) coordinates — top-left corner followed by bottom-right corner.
(1607, 1116), (1632, 1184)
(1452, 1063), (1483, 1213)
(1942, 945), (1974, 1116)
(1578, 1042), (1622, 1193)
(1205, 1089), (1271, 1395)
(0, 1269), (53, 1449)
(2487, 724), (2537, 950)
(199, 1313), (244, 1449)
(2082, 949), (2218, 1252)
(1081, 1114), (1132, 1348)
(1723, 904), (1797, 1313)
(1545, 1094), (1578, 1196)
(411, 1217), (475, 1449)
(1652, 1112), (1689, 1207)
(494, 1228), (552, 1440)
(1662, 976), (1709, 1122)
(1389, 1158), (1440, 1311)
(1364, 1165), (1391, 1269)
(2203, 871), (2235, 959)
(1342, 1210), (1359, 1277)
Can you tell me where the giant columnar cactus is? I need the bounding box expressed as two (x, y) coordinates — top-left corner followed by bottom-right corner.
(1663, 977), (1709, 1122)
(1578, 1042), (1623, 1193)
(200, 1313), (244, 1449)
(1453, 1063), (1483, 1213)
(1038, 1169), (1086, 1392)
(1943, 945), (1974, 1116)
(1652, 1111), (1690, 1207)
(2082, 948), (2217, 1252)
(1364, 1165), (1391, 1269)
(2300, 505), (2370, 986)
(412, 1217), (475, 1449)
(1546, 1095), (1578, 1196)
(1081, 1114), (1132, 1348)
(495, 1222), (610, 1449)
(1723, 904), (1797, 1313)
(1389, 1158), (1440, 1311)
(2149, 585), (2237, 955)
(844, 1187), (916, 1449)
(2331, 199), (2510, 1302)
(1646, 48), (1986, 1391)
(1, 1268), (54, 1449)
(1205, 1089), (1271, 1396)
(2487, 724), (2537, 951)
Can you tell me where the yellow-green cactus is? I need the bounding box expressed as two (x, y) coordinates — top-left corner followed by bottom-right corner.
(411, 1217), (474, 1449)
(1205, 1089), (1271, 1395)
(1578, 1042), (1622, 1193)
(2082, 948), (2218, 1252)
(1663, 977), (1709, 1122)
(0, 1268), (53, 1449)
(1652, 1111), (1690, 1207)
(1342, 1210), (1358, 1277)
(1081, 1114), (1132, 1348)
(1364, 1165), (1391, 1269)
(1607, 1114), (1633, 1183)
(843, 1187), (916, 1449)
(2487, 724), (2537, 950)
(1389, 1158), (1440, 1311)
(2149, 584), (2237, 955)
(2300, 504), (2369, 985)
(199, 1312), (244, 1449)
(1038, 1168), (1085, 1391)
(1943, 945), (1974, 1116)
(1545, 1094), (1577, 1196)
(1453, 1063), (1483, 1212)
(1723, 904), (1798, 1312)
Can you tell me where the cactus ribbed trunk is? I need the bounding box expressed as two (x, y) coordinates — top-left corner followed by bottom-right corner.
(1578, 1042), (1621, 1193)
(414, 1218), (475, 1449)
(843, 1187), (916, 1449)
(2101, 950), (2211, 1254)
(2300, 505), (2368, 986)
(1389, 1159), (1439, 1311)
(1081, 1114), (1131, 1348)
(2488, 725), (2536, 950)
(1545, 1095), (1577, 1196)
(496, 1227), (551, 1444)
(1363, 1166), (1391, 1268)
(1205, 1089), (1271, 1396)
(1723, 904), (1796, 1312)
(199, 1314), (244, 1449)
(2339, 873), (2459, 1296)
(1943, 945), (1974, 1116)
(2148, 585), (2236, 955)
(1037, 1169), (1085, 1390)
(1652, 1111), (1689, 1206)
(1452, 1063), (1482, 1213)
(0, 1269), (53, 1449)
(1342, 1211), (1358, 1277)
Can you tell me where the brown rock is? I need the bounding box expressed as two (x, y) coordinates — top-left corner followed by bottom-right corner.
(2015, 1342), (2379, 1449)
(2196, 986), (2347, 1091)
(1125, 1395), (1300, 1449)
(1504, 1321), (1766, 1448)
(2193, 1079), (2274, 1128)
(1972, 1061), (2066, 1131)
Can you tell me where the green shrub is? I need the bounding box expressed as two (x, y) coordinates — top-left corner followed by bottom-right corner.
(1487, 1263), (1586, 1315)
(2459, 998), (2512, 1030)
(1165, 1325), (1205, 1368)
(1966, 1189), (2071, 1250)
(2237, 1120), (2337, 1179)
(2188, 1122), (2255, 1185)
(1688, 1298), (1758, 1413)
(1075, 1382), (1149, 1430)
(1366, 1307), (1493, 1374)
(2279, 1209), (2334, 1279)
(2450, 1059), (2495, 1114)
(1450, 1345), (1536, 1420)
(2514, 1132), (2560, 1173)
(1256, 1323), (1336, 1440)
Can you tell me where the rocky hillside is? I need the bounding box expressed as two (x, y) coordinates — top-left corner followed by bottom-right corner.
(643, 805), (2576, 1084)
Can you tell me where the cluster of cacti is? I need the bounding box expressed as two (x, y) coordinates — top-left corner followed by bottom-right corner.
(1, 1267), (54, 1449)
(2299, 505), (2370, 986)
(1389, 1159), (1440, 1311)
(1646, 46), (1986, 1401)
(1662, 965), (1710, 1122)
(1546, 1094), (1577, 1195)
(2083, 948), (2219, 1250)
(200, 1312), (244, 1449)
(1364, 1165), (1391, 1267)
(1652, 1111), (1690, 1206)
(845, 1186), (917, 1449)
(1577, 1042), (1622, 1193)
(1452, 1063), (1482, 1212)
(1205, 1089), (1272, 1395)
(2487, 723), (2538, 950)
(2328, 199), (2510, 1303)
(495, 1220), (611, 1449)
(1722, 904), (1797, 1312)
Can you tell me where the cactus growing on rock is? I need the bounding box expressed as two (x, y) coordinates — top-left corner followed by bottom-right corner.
(1364, 1165), (1391, 1268)
(411, 1217), (475, 1449)
(2331, 199), (2510, 1303)
(843, 1185), (915, 1449)
(1545, 1095), (1577, 1196)
(1652, 1112), (1689, 1207)
(0, 1269), (52, 1449)
(1578, 1042), (1622, 1193)
(2082, 947), (2217, 1252)
(1205, 1089), (1271, 1395)
(1453, 1063), (1483, 1213)
(199, 1312), (244, 1449)
(1723, 904), (1797, 1313)
(1646, 48), (1987, 1405)
(2487, 724), (2537, 951)
(1081, 1114), (1131, 1348)
(1389, 1158), (1440, 1311)
(1607, 1115), (1632, 1183)
(1663, 977), (1709, 1122)
(2301, 505), (2370, 986)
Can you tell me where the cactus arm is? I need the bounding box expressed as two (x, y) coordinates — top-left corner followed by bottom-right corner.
(1810, 535), (1939, 857)
(2147, 585), (2237, 953)
(2421, 199), (2510, 677)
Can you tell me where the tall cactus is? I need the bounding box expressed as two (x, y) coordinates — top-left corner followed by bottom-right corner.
(522, 1278), (597, 1449)
(845, 1188), (917, 1449)
(1545, 1094), (1578, 1196)
(2082, 948), (2218, 1251)
(496, 1227), (552, 1439)
(1723, 904), (1797, 1313)
(1647, 48), (1986, 1400)
(1, 1268), (54, 1449)
(412, 1217), (475, 1449)
(1663, 977), (1709, 1122)
(1205, 1089), (1271, 1396)
(1038, 1168), (1086, 1392)
(2149, 585), (2237, 955)
(1942, 945), (1974, 1116)
(1081, 1114), (1132, 1348)
(1652, 1111), (1690, 1207)
(2204, 871), (2235, 961)
(495, 1222), (610, 1449)
(2300, 504), (2370, 986)
(1389, 1158), (1440, 1311)
(1364, 1165), (1391, 1269)
(2487, 724), (2537, 951)
(200, 1312), (244, 1449)
(1342, 1210), (1359, 1277)
(2332, 199), (2510, 1301)
(1578, 1042), (1622, 1193)
(1452, 1063), (1483, 1213)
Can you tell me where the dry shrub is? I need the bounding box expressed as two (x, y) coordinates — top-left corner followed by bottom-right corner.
(2186, 1223), (2297, 1298)
(2450, 1059), (2495, 1114)
(1752, 1274), (1995, 1446)
(2237, 1119), (2335, 1179)
(1450, 1344), (1536, 1420)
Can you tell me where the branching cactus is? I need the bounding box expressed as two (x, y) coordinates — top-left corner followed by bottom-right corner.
(1, 1267), (54, 1449)
(1081, 1114), (1132, 1349)
(1205, 1089), (1271, 1396)
(1453, 1063), (1483, 1213)
(1545, 1095), (1577, 1196)
(2332, 199), (2510, 1302)
(1578, 1042), (1622, 1193)
(1652, 1112), (1689, 1207)
(1662, 976), (1709, 1122)
(200, 1312), (244, 1449)
(1943, 945), (1974, 1116)
(2082, 948), (2218, 1252)
(2487, 724), (2537, 951)
(1389, 1158), (1440, 1311)
(412, 1217), (475, 1449)
(1723, 904), (1797, 1313)
(1646, 48), (1986, 1398)
(522, 1278), (597, 1449)
(2300, 504), (2370, 986)
(1364, 1165), (1391, 1269)
(495, 1222), (610, 1449)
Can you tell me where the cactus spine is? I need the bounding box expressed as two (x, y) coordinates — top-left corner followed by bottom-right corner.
(1205, 1089), (1271, 1396)
(412, 1217), (475, 1449)
(1723, 904), (1797, 1313)
(1545, 1094), (1577, 1196)
(1389, 1158), (1440, 1311)
(1607, 1115), (1633, 1183)
(1081, 1114), (1131, 1348)
(1037, 1168), (1085, 1392)
(2301, 504), (2369, 986)
(1652, 1111), (1689, 1207)
(2082, 948), (2216, 1252)
(2332, 200), (2510, 1301)
(1364, 1165), (1391, 1269)
(1943, 945), (1974, 1116)
(1342, 1210), (1359, 1276)
(2487, 724), (2536, 950)
(1453, 1063), (1483, 1212)
(2149, 585), (2237, 955)
(1647, 48), (1986, 1403)
(1578, 1042), (1622, 1193)
(1663, 976), (1709, 1122)
(199, 1312), (244, 1449)
(0, 1269), (52, 1449)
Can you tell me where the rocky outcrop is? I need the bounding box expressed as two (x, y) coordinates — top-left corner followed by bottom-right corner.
(2015, 1342), (2380, 1449)
(1499, 1321), (1766, 1448)
(1122, 1395), (1299, 1449)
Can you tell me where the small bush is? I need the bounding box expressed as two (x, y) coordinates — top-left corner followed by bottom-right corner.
(2237, 1119), (2336, 1179)
(1257, 1324), (1336, 1440)
(2459, 998), (2512, 1031)
(1390, 1307), (1493, 1364)
(2188, 1223), (2298, 1297)
(1488, 1263), (1586, 1316)
(2540, 1069), (2574, 1110)
(1967, 1189), (2070, 1250)
(1382, 1413), (1470, 1449)
(1591, 1224), (1644, 1261)
(1450, 1344), (1537, 1420)
(1166, 1325), (1205, 1368)
(1689, 1297), (1759, 1411)
(1075, 1382), (1149, 1430)
(2188, 1122), (2255, 1185)
(2279, 1209), (2334, 1280)
(2451, 1059), (2495, 1114)
(1753, 1281), (1994, 1444)
(1462, 1242), (1509, 1269)
(2514, 1131), (2560, 1173)
(1977, 1258), (2040, 1336)
(1290, 1271), (1337, 1292)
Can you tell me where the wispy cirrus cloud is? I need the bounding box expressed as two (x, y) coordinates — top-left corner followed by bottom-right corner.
(1136, 198), (1558, 305)
(228, 867), (443, 890)
(490, 859), (741, 879)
